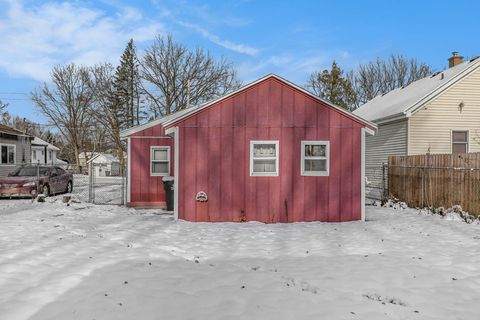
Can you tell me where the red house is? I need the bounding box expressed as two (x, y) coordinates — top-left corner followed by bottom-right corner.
(121, 74), (376, 223)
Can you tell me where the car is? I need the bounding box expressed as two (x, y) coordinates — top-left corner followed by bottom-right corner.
(0, 165), (73, 198)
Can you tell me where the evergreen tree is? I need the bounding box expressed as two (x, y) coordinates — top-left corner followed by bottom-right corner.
(111, 39), (143, 127)
(306, 61), (356, 110)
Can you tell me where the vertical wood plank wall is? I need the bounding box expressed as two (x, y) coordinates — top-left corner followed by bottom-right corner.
(173, 78), (364, 222)
(129, 125), (174, 206)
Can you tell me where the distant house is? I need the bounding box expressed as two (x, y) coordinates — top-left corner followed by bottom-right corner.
(0, 124), (32, 177)
(31, 137), (60, 165)
(121, 74), (376, 223)
(353, 52), (480, 200)
(86, 153), (121, 177)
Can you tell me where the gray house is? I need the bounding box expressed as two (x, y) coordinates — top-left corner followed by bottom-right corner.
(354, 52), (480, 201)
(0, 124), (32, 177)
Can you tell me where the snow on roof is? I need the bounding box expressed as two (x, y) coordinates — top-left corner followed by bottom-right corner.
(353, 57), (480, 123)
(0, 124), (30, 136)
(86, 153), (119, 164)
(31, 137), (60, 151)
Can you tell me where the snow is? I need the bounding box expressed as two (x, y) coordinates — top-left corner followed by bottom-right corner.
(1, 200), (480, 319)
(353, 58), (480, 122)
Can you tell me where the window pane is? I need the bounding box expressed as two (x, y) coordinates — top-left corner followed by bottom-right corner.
(1, 146), (6, 164)
(8, 146), (14, 164)
(153, 149), (168, 161)
(452, 131), (468, 143)
(452, 143), (467, 154)
(305, 159), (327, 172)
(253, 144), (276, 157)
(253, 159), (276, 173)
(305, 144), (326, 157)
(152, 162), (169, 174)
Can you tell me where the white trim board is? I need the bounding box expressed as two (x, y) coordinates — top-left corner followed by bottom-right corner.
(250, 140), (279, 177)
(361, 128), (366, 222)
(300, 141), (330, 176)
(120, 74), (377, 138)
(127, 137), (131, 204)
(150, 146), (171, 177)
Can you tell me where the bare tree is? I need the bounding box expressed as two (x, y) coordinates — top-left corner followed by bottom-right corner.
(0, 100), (8, 122)
(348, 54), (432, 108)
(90, 63), (127, 173)
(141, 35), (241, 117)
(31, 63), (95, 166)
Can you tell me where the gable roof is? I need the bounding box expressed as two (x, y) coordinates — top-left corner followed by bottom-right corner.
(86, 153), (119, 164)
(31, 137), (60, 151)
(121, 74), (377, 138)
(0, 124), (29, 136)
(353, 57), (480, 123)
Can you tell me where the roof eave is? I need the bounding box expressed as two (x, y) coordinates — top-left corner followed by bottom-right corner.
(163, 73), (377, 131)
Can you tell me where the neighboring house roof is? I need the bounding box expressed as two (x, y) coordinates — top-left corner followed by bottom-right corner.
(31, 137), (60, 151)
(86, 153), (119, 164)
(121, 73), (377, 138)
(353, 56), (480, 123)
(0, 124), (30, 137)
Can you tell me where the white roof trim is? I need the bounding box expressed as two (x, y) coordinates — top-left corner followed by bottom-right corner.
(404, 59), (480, 116)
(120, 73), (377, 137)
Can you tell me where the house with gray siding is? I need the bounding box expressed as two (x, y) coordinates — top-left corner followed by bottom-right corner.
(354, 52), (480, 201)
(0, 124), (32, 177)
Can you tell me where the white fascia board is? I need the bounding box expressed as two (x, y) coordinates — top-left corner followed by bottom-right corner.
(161, 74), (377, 131)
(403, 59), (480, 116)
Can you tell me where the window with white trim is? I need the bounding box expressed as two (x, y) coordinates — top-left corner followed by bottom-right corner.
(0, 144), (15, 165)
(452, 130), (468, 154)
(301, 141), (329, 176)
(250, 141), (279, 176)
(150, 146), (170, 176)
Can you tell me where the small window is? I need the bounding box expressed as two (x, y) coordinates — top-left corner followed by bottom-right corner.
(301, 141), (329, 176)
(250, 141), (279, 176)
(1, 145), (15, 165)
(452, 131), (468, 154)
(151, 146), (170, 176)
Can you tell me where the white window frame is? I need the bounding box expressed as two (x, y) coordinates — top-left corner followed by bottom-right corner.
(250, 140), (279, 176)
(0, 144), (16, 166)
(451, 130), (469, 153)
(150, 146), (170, 176)
(301, 141), (329, 176)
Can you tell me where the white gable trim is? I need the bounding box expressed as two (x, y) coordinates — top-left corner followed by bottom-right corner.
(404, 59), (480, 117)
(120, 74), (377, 137)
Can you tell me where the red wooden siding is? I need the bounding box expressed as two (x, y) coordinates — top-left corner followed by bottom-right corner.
(169, 78), (363, 222)
(129, 125), (174, 207)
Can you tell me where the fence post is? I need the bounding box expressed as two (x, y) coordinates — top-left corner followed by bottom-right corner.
(382, 162), (387, 201)
(88, 163), (93, 203)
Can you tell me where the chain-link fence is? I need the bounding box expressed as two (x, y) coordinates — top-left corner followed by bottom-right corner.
(60, 163), (126, 205)
(365, 164), (388, 203)
(87, 162), (126, 205)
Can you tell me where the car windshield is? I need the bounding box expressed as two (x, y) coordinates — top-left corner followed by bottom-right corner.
(11, 166), (50, 177)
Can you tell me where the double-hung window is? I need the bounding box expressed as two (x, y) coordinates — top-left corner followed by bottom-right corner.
(250, 141), (279, 176)
(0, 144), (15, 165)
(452, 130), (468, 154)
(301, 141), (329, 176)
(150, 146), (170, 176)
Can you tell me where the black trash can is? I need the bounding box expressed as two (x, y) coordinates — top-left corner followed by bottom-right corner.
(162, 176), (174, 211)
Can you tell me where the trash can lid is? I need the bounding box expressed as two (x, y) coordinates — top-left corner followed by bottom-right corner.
(162, 176), (174, 182)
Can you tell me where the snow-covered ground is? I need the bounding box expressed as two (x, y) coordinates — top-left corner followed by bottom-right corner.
(0, 199), (479, 320)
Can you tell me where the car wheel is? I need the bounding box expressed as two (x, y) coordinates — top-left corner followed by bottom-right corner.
(66, 181), (73, 194)
(42, 184), (50, 197)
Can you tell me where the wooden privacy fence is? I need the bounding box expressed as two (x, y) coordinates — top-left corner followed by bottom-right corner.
(388, 152), (480, 217)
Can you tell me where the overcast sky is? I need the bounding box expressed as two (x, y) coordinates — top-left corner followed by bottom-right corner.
(1, 0), (479, 123)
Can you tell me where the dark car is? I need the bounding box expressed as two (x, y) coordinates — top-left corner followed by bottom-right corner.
(0, 165), (73, 198)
